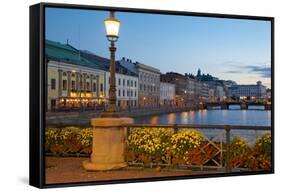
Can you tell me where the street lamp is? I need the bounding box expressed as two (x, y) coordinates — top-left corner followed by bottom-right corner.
(102, 11), (121, 117)
(104, 11), (120, 42)
(83, 11), (135, 172)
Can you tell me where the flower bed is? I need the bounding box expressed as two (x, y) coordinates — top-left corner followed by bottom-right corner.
(45, 127), (92, 156)
(45, 127), (271, 170)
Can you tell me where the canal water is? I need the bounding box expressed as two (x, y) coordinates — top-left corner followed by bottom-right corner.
(134, 108), (271, 126)
(134, 107), (271, 141)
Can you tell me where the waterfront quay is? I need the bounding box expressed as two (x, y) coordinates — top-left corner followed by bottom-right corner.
(46, 106), (194, 127)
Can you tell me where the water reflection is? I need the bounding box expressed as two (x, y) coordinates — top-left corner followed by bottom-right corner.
(150, 116), (158, 124)
(180, 112), (188, 124)
(168, 113), (175, 124)
(135, 109), (271, 126)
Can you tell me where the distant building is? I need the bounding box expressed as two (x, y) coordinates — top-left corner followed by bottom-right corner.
(160, 82), (175, 106)
(215, 86), (226, 100)
(200, 82), (210, 100)
(204, 80), (226, 100)
(185, 74), (196, 101)
(119, 58), (160, 107)
(208, 89), (215, 101)
(161, 72), (189, 106)
(266, 89), (271, 99)
(81, 53), (139, 109)
(228, 81), (266, 99)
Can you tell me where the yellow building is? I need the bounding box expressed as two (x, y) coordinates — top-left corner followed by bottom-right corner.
(46, 40), (106, 111)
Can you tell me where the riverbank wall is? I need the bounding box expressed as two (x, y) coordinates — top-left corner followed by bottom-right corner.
(46, 106), (196, 127)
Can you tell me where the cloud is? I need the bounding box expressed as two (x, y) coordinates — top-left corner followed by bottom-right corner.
(223, 61), (271, 78)
(244, 65), (271, 78)
(224, 70), (242, 74)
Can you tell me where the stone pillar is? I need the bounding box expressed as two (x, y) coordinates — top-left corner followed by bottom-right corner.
(75, 73), (79, 92)
(90, 74), (93, 92)
(58, 69), (62, 96)
(96, 75), (100, 98)
(67, 71), (71, 96)
(240, 102), (248, 110)
(83, 117), (134, 171)
(83, 73), (87, 94)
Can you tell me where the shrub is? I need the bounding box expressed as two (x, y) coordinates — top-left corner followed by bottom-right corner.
(79, 128), (93, 155)
(246, 133), (271, 170)
(45, 127), (93, 156)
(126, 128), (172, 163)
(229, 136), (251, 168)
(126, 128), (202, 165)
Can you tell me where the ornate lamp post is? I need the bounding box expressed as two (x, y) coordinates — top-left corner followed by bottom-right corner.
(102, 11), (120, 117)
(83, 11), (134, 171)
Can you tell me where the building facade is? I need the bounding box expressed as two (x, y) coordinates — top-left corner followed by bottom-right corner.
(160, 82), (175, 106)
(105, 72), (138, 109)
(228, 81), (266, 99)
(46, 40), (106, 111)
(119, 58), (160, 108)
(200, 82), (210, 100)
(81, 53), (139, 110)
(161, 72), (189, 107)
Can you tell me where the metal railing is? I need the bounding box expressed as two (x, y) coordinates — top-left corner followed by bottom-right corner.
(117, 124), (271, 173)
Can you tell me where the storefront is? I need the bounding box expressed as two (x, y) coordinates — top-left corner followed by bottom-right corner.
(57, 92), (106, 110)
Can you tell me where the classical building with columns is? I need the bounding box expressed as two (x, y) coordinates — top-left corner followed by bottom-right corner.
(46, 40), (106, 111)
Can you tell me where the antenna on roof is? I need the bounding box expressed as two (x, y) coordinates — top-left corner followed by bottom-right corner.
(78, 24), (81, 60)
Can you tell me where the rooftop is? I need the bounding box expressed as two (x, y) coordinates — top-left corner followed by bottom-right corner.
(46, 40), (105, 70)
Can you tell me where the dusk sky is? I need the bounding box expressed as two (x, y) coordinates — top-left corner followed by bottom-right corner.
(46, 8), (271, 88)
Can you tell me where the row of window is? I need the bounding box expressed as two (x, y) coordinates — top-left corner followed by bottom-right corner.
(62, 72), (98, 80)
(114, 78), (137, 88)
(139, 83), (159, 92)
(118, 89), (137, 98)
(50, 79), (104, 92)
(117, 100), (137, 107)
(139, 72), (159, 84)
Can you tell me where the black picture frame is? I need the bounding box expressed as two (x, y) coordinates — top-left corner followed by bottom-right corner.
(30, 2), (274, 189)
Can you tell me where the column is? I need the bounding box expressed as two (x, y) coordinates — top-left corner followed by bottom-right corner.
(96, 75), (100, 98)
(83, 73), (87, 94)
(90, 74), (93, 92)
(58, 69), (62, 96)
(67, 71), (71, 96)
(75, 72), (79, 92)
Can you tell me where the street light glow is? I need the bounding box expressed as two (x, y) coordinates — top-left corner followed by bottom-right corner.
(104, 12), (120, 42)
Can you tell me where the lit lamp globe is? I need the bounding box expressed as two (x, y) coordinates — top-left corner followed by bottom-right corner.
(104, 13), (120, 42)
